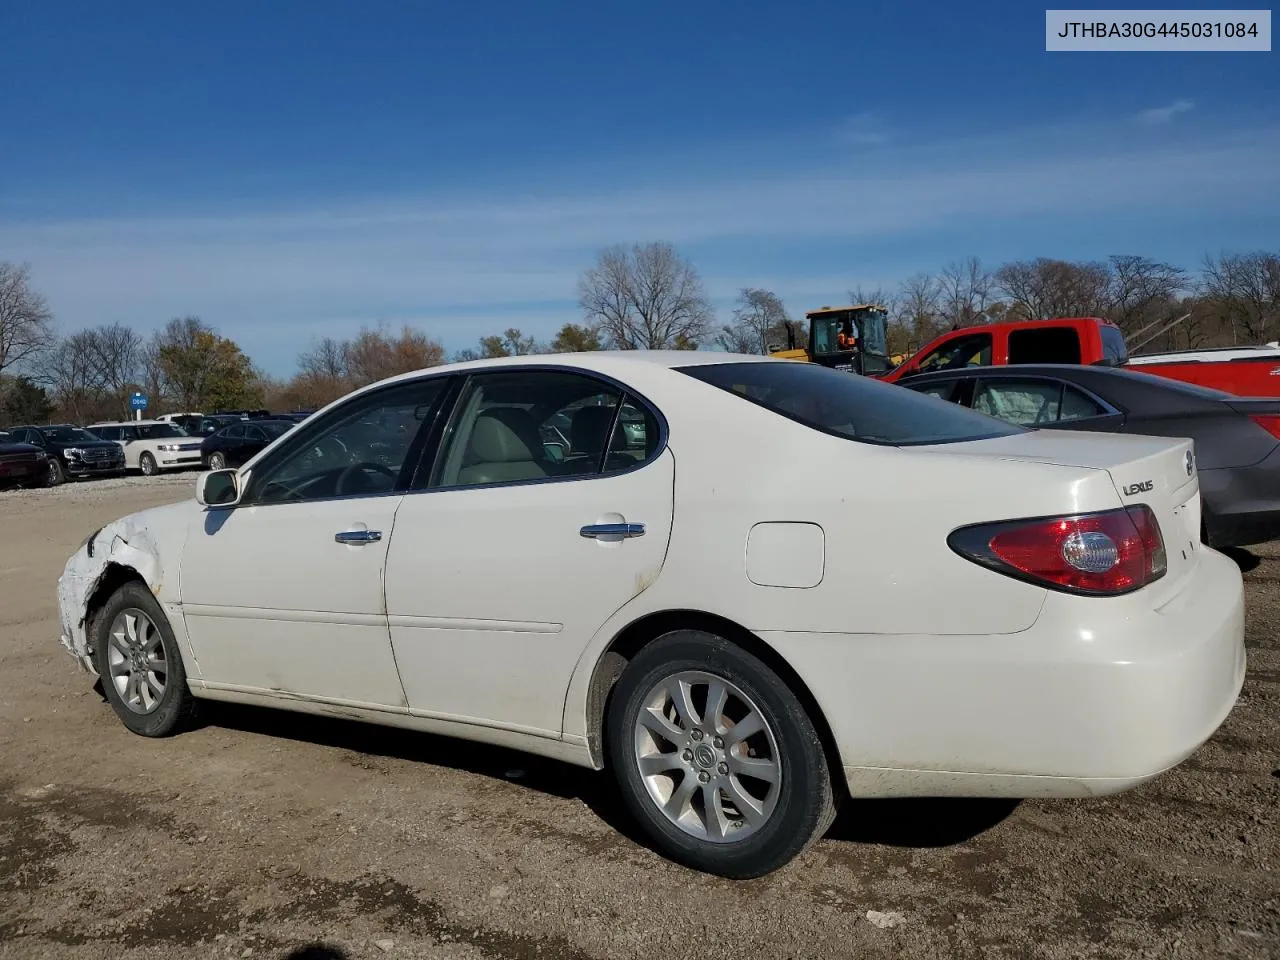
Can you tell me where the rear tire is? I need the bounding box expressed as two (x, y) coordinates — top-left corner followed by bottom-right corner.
(139, 452), (158, 476)
(93, 582), (198, 737)
(46, 458), (64, 486)
(606, 630), (837, 878)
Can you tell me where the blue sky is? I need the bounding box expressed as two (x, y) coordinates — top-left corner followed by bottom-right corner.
(2, 0), (1277, 375)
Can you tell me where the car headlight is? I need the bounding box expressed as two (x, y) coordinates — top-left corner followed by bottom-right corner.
(65, 447), (84, 458)
(34, 450), (47, 459)
(156, 444), (179, 451)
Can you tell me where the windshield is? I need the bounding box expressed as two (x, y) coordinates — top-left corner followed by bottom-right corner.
(42, 426), (101, 443)
(679, 361), (1025, 446)
(136, 423), (187, 440)
(858, 308), (888, 356)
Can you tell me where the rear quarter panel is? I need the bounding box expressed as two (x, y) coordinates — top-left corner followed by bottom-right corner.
(586, 377), (1130, 639)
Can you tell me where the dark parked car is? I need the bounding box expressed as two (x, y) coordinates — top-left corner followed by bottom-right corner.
(0, 432), (50, 488)
(901, 363), (1280, 548)
(6, 424), (126, 485)
(200, 418), (295, 469)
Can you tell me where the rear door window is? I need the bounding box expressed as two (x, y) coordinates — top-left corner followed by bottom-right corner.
(679, 361), (1023, 446)
(912, 381), (959, 403)
(1007, 327), (1083, 364)
(972, 378), (1107, 426)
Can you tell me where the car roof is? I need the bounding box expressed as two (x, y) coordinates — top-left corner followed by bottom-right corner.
(89, 419), (168, 426)
(372, 349), (773, 386)
(309, 350), (773, 404)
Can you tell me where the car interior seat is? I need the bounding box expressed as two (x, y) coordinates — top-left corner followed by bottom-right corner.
(455, 408), (551, 485)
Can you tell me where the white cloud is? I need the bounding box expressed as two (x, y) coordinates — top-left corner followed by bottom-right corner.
(1, 112), (1276, 372)
(1136, 99), (1195, 124)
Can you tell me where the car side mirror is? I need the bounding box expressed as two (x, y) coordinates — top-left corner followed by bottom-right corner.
(196, 469), (241, 508)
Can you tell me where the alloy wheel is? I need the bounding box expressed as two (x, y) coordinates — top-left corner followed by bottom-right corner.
(105, 608), (168, 715)
(632, 670), (782, 843)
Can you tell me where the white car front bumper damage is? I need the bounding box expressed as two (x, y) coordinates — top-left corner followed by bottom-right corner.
(56, 517), (166, 677)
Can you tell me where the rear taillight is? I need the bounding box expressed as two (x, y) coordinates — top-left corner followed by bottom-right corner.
(1249, 414), (1280, 441)
(948, 506), (1166, 596)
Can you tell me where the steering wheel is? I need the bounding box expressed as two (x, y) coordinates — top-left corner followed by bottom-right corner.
(335, 461), (398, 495)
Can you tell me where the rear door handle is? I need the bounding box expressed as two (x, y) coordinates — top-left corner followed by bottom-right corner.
(335, 529), (382, 544)
(580, 522), (646, 539)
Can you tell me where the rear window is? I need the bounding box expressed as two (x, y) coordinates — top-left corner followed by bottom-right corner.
(678, 361), (1025, 446)
(1100, 325), (1128, 364)
(1008, 327), (1082, 364)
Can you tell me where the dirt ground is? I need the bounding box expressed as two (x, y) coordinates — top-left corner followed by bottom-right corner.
(1, 475), (1276, 960)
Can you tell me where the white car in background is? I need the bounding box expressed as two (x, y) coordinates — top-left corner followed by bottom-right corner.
(58, 352), (1245, 877)
(88, 420), (205, 476)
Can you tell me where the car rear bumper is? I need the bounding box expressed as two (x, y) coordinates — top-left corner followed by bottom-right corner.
(758, 547), (1246, 798)
(1200, 458), (1280, 548)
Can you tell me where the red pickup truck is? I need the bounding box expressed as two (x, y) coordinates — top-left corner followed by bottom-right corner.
(882, 316), (1280, 398)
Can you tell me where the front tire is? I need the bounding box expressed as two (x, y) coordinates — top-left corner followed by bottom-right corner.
(46, 458), (65, 486)
(606, 630), (837, 878)
(93, 582), (198, 737)
(139, 452), (158, 476)
(208, 452), (226, 470)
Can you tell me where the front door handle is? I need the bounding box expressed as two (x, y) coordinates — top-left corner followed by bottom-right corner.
(335, 529), (382, 544)
(580, 522), (646, 539)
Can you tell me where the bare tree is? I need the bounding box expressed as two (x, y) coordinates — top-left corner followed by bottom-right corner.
(298, 337), (350, 382)
(1102, 255), (1187, 349)
(895, 273), (943, 348)
(138, 340), (167, 411)
(848, 286), (894, 310)
(578, 242), (714, 350)
(1201, 251), (1280, 345)
(41, 331), (101, 423)
(938, 257), (997, 328)
(996, 258), (1111, 320)
(715, 288), (790, 354)
(86, 323), (143, 416)
(0, 262), (55, 376)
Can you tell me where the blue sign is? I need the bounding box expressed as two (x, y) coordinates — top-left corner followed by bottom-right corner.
(130, 393), (148, 411)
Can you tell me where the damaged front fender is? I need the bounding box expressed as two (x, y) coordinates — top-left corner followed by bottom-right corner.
(57, 518), (166, 676)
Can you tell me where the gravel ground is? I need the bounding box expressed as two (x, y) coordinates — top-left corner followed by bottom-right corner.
(0, 476), (1276, 959)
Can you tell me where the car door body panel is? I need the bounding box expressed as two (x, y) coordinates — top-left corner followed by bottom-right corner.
(177, 378), (447, 710)
(180, 497), (409, 708)
(384, 449), (675, 735)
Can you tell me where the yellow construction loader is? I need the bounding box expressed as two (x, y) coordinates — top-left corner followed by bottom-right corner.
(767, 304), (895, 376)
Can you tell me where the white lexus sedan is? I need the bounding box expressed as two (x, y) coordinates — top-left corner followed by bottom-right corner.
(56, 352), (1246, 878)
